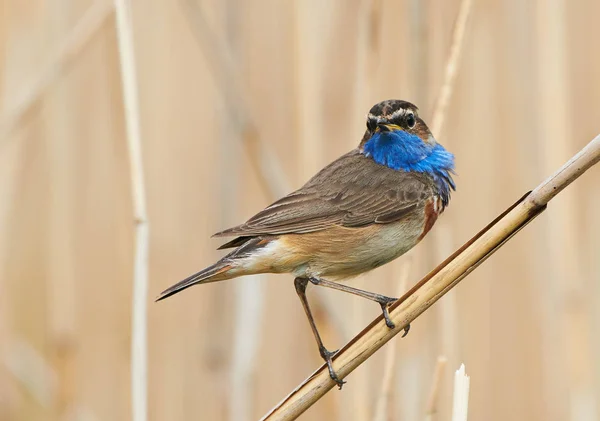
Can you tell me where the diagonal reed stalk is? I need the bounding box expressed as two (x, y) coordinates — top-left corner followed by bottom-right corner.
(429, 0), (473, 139)
(260, 134), (600, 420)
(0, 1), (114, 144)
(181, 0), (291, 199)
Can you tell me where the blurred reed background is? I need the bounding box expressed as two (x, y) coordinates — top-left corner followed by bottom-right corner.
(1, 0), (600, 420)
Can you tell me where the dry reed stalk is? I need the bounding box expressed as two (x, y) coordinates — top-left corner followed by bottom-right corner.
(229, 277), (265, 421)
(424, 356), (448, 421)
(409, 0), (429, 105)
(259, 135), (600, 421)
(451, 364), (470, 421)
(293, 0), (324, 181)
(114, 1), (148, 421)
(45, 46), (78, 416)
(181, 0), (290, 199)
(430, 0), (473, 138)
(0, 1), (114, 143)
(3, 339), (57, 407)
(372, 260), (412, 421)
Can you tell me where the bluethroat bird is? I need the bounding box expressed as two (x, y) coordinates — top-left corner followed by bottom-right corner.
(157, 99), (455, 388)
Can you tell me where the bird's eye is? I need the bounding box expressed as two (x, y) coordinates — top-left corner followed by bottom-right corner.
(367, 118), (377, 132)
(405, 113), (416, 129)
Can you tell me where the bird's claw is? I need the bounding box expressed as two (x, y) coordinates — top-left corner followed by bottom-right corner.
(320, 347), (346, 389)
(378, 298), (410, 336)
(379, 297), (397, 329)
(328, 364), (346, 389)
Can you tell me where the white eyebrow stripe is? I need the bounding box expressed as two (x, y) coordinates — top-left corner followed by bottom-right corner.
(390, 108), (415, 120)
(389, 109), (405, 120)
(367, 108), (416, 122)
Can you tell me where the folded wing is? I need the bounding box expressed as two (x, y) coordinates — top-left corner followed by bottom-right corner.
(214, 149), (434, 239)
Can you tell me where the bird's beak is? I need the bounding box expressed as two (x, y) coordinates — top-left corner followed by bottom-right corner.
(376, 123), (403, 132)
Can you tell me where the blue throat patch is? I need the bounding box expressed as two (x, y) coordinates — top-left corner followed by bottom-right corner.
(363, 130), (456, 205)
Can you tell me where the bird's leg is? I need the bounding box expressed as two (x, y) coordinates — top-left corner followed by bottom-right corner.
(294, 277), (346, 389)
(309, 277), (410, 336)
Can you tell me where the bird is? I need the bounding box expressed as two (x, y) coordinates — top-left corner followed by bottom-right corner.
(156, 99), (455, 388)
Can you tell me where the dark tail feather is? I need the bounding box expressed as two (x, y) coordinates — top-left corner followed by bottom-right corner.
(217, 236), (252, 250)
(156, 262), (233, 301)
(157, 237), (266, 302)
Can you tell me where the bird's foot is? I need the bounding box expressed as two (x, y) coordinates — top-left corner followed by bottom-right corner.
(377, 298), (410, 336)
(319, 346), (346, 389)
(378, 296), (398, 329)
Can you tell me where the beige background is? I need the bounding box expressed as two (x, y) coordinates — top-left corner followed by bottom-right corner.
(1, 0), (600, 420)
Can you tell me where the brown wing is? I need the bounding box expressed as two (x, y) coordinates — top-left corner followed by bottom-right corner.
(214, 149), (435, 240)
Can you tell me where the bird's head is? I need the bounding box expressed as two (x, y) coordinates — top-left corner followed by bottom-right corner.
(359, 99), (454, 174)
(359, 99), (456, 202)
(360, 99), (435, 148)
